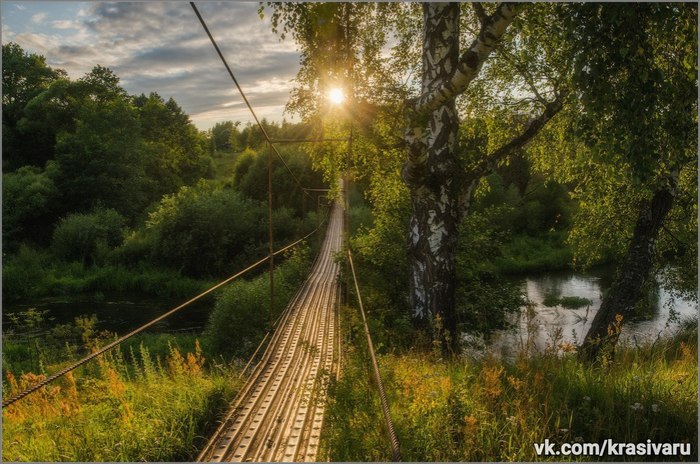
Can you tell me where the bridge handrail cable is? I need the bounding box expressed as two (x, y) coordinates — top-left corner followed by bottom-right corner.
(347, 249), (402, 462)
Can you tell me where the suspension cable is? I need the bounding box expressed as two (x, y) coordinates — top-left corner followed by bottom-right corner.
(346, 249), (401, 462)
(1, 214), (329, 409)
(190, 2), (311, 199)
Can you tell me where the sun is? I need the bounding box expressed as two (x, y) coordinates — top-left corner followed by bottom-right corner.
(328, 88), (345, 105)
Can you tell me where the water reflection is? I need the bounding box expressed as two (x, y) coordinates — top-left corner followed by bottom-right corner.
(483, 270), (698, 359)
(3, 296), (212, 336)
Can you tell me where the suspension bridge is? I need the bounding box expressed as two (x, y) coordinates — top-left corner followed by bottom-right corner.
(2, 2), (401, 462)
(198, 202), (342, 462)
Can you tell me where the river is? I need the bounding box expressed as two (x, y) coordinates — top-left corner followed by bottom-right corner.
(483, 269), (698, 359)
(2, 294), (213, 336)
(4, 270), (697, 355)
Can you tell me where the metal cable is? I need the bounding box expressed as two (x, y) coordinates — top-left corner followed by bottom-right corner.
(1, 214), (328, 409)
(346, 249), (401, 462)
(190, 2), (311, 199)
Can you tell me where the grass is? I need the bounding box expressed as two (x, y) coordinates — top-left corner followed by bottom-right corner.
(2, 246), (214, 302)
(322, 306), (698, 462)
(2, 338), (242, 462)
(495, 233), (573, 274)
(2, 238), (323, 461)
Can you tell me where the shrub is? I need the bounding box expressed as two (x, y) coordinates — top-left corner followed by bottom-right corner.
(2, 165), (59, 248)
(2, 245), (53, 299)
(51, 208), (126, 265)
(205, 246), (312, 357)
(146, 183), (268, 277)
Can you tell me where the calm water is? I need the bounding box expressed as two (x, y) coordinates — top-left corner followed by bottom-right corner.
(4, 271), (697, 354)
(2, 295), (213, 336)
(484, 270), (698, 359)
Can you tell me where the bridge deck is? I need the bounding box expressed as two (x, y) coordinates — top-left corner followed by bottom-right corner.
(198, 203), (342, 462)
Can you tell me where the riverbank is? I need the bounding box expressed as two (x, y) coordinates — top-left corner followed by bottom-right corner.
(322, 308), (698, 461)
(2, 246), (215, 302)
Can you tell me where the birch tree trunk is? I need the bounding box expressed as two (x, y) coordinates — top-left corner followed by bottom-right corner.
(402, 3), (461, 346)
(401, 3), (527, 349)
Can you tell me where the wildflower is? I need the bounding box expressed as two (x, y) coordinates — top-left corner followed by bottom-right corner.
(651, 404), (660, 413)
(583, 396), (591, 402)
(560, 341), (576, 353)
(630, 402), (643, 411)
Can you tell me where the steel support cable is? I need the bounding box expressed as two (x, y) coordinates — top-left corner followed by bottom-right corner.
(189, 2), (311, 199)
(346, 249), (401, 462)
(1, 213), (329, 409)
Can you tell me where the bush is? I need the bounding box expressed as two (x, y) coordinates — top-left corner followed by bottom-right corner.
(146, 183), (268, 277)
(51, 208), (125, 265)
(205, 246), (312, 357)
(2, 245), (54, 299)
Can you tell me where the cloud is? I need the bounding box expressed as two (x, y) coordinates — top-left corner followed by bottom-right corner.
(31, 12), (47, 24)
(52, 19), (79, 30)
(4, 2), (302, 129)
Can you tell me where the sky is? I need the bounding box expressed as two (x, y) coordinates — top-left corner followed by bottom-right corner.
(1, 1), (303, 130)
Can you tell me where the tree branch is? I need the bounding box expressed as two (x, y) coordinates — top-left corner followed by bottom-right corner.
(496, 45), (549, 104)
(409, 2), (524, 118)
(465, 92), (566, 184)
(472, 2), (488, 24)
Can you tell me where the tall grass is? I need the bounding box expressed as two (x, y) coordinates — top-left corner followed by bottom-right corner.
(322, 307), (698, 461)
(2, 339), (241, 462)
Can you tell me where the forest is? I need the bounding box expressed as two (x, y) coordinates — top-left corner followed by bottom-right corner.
(2, 2), (698, 462)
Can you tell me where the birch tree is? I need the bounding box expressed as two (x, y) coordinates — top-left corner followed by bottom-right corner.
(263, 2), (567, 347)
(400, 3), (571, 344)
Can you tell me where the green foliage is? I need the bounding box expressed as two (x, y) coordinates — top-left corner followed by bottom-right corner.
(565, 3), (697, 180)
(495, 234), (573, 274)
(51, 208), (126, 265)
(53, 97), (149, 218)
(2, 165), (59, 248)
(232, 144), (325, 215)
(2, 309), (104, 376)
(205, 246), (313, 357)
(457, 205), (526, 334)
(2, 335), (241, 462)
(2, 246), (211, 302)
(146, 183), (269, 277)
(2, 42), (64, 168)
(210, 120), (237, 152)
(2, 245), (56, 300)
(135, 92), (214, 193)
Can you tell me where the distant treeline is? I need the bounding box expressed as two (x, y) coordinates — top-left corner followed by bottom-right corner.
(209, 119), (313, 154)
(2, 42), (326, 301)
